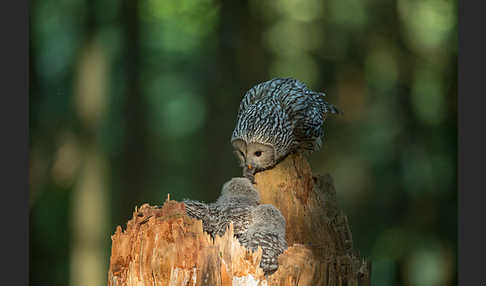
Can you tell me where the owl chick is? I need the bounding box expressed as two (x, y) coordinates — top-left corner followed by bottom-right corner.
(231, 77), (341, 182)
(183, 177), (260, 238)
(212, 177), (260, 238)
(238, 204), (288, 276)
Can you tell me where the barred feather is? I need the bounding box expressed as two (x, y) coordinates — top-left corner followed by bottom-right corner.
(184, 177), (260, 239)
(183, 199), (217, 236)
(238, 204), (288, 276)
(185, 179), (288, 275)
(232, 77), (341, 161)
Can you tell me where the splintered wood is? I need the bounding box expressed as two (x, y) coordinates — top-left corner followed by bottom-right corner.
(108, 154), (371, 285)
(108, 201), (264, 286)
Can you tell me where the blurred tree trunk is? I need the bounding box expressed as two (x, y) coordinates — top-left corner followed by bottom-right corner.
(120, 0), (150, 214)
(70, 0), (110, 285)
(107, 154), (371, 285)
(202, 0), (270, 200)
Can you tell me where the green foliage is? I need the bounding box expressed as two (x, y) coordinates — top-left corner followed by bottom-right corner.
(29, 0), (457, 285)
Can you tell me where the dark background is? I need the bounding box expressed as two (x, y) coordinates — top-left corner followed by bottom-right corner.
(29, 0), (457, 285)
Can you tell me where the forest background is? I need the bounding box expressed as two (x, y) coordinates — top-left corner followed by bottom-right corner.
(29, 0), (457, 285)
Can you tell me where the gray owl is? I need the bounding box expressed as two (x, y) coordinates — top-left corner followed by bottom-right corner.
(184, 179), (288, 275)
(183, 177), (260, 238)
(231, 77), (341, 181)
(212, 177), (260, 238)
(238, 204), (288, 276)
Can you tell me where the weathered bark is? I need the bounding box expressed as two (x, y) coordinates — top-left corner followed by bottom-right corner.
(108, 154), (371, 285)
(254, 153), (353, 257)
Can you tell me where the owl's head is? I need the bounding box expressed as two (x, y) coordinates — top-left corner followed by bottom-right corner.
(218, 177), (260, 204)
(232, 139), (276, 172)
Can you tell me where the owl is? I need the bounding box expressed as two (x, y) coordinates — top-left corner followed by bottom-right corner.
(231, 77), (341, 182)
(238, 204), (288, 276)
(185, 178), (287, 275)
(183, 177), (260, 238)
(212, 177), (260, 238)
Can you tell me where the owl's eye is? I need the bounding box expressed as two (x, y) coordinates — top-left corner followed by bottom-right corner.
(254, 151), (262, 157)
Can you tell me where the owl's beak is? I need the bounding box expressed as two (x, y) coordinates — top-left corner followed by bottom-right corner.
(243, 164), (256, 184)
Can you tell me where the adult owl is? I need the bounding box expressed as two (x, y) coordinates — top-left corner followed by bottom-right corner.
(231, 77), (341, 182)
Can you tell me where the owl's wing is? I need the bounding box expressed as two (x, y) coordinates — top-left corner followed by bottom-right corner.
(239, 231), (288, 275)
(183, 199), (209, 220)
(290, 92), (341, 151)
(258, 232), (288, 275)
(212, 202), (253, 237)
(183, 200), (216, 236)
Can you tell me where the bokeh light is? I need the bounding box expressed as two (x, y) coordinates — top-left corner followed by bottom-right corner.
(29, 0), (457, 285)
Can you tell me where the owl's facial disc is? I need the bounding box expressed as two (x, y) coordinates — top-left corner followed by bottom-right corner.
(246, 143), (275, 171)
(232, 139), (247, 167)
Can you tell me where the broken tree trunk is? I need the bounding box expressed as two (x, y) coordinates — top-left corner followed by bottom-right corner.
(107, 153), (371, 285)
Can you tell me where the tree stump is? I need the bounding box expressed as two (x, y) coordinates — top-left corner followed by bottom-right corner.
(107, 154), (371, 285)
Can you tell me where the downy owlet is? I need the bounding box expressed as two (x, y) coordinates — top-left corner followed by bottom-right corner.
(184, 178), (288, 275)
(238, 204), (288, 275)
(183, 177), (260, 238)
